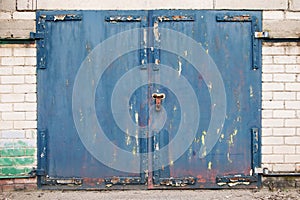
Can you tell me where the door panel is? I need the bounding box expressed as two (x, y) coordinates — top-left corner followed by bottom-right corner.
(150, 10), (261, 188)
(37, 10), (261, 189)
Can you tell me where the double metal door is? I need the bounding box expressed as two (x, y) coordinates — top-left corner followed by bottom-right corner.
(36, 10), (262, 189)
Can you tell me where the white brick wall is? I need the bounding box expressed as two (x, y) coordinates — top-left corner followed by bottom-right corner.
(0, 44), (37, 148)
(262, 42), (300, 172)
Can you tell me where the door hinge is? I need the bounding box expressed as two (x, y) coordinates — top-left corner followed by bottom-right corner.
(42, 177), (83, 186)
(159, 177), (196, 187)
(42, 14), (82, 22)
(105, 15), (142, 23)
(104, 177), (142, 187)
(216, 14), (261, 70)
(216, 174), (257, 187)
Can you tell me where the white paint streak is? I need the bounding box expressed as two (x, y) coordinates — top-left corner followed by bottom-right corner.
(178, 59), (182, 76)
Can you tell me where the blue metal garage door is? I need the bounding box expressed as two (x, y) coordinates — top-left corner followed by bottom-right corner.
(35, 10), (262, 189)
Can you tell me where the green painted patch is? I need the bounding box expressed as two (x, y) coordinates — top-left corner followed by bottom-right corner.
(14, 157), (35, 165)
(1, 167), (27, 176)
(25, 148), (36, 156)
(0, 149), (25, 157)
(0, 158), (14, 166)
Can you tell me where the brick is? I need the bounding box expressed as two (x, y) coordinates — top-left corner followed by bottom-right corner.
(262, 110), (272, 118)
(13, 48), (36, 57)
(273, 146), (295, 154)
(285, 12), (300, 20)
(14, 157), (35, 165)
(13, 66), (35, 75)
(273, 110), (296, 118)
(262, 136), (284, 145)
(1, 167), (26, 175)
(262, 155), (284, 163)
(17, 0), (36, 10)
(24, 57), (36, 65)
(0, 103), (12, 111)
(285, 136), (300, 144)
(273, 164), (295, 172)
(25, 129), (36, 138)
(263, 11), (285, 20)
(13, 84), (36, 93)
(285, 101), (300, 109)
(1, 76), (24, 84)
(0, 21), (35, 38)
(37, 0), (213, 10)
(273, 92), (296, 100)
(262, 56), (273, 64)
(262, 83), (284, 91)
(1, 57), (24, 65)
(24, 93), (36, 102)
(14, 103), (36, 111)
(285, 83), (300, 91)
(2, 185), (15, 192)
(290, 0), (300, 11)
(0, 67), (13, 75)
(285, 155), (300, 163)
(0, 0), (16, 11)
(261, 146), (272, 154)
(24, 75), (36, 84)
(14, 121), (37, 129)
(0, 179), (14, 185)
(273, 128), (296, 136)
(262, 74), (272, 82)
(262, 119), (284, 127)
(2, 112), (25, 120)
(285, 46), (300, 55)
(1, 130), (25, 139)
(215, 0), (287, 9)
(285, 119), (300, 127)
(25, 111), (36, 120)
(274, 56), (297, 64)
(0, 94), (24, 102)
(262, 65), (285, 73)
(262, 128), (273, 136)
(262, 92), (272, 100)
(0, 148), (25, 157)
(0, 12), (11, 19)
(264, 20), (300, 39)
(25, 183), (37, 191)
(297, 146), (300, 153)
(13, 12), (35, 20)
(0, 85), (13, 93)
(262, 46), (285, 55)
(273, 74), (296, 82)
(0, 47), (12, 56)
(25, 148), (35, 156)
(285, 65), (300, 73)
(0, 121), (13, 129)
(262, 100), (284, 109)
(0, 158), (13, 166)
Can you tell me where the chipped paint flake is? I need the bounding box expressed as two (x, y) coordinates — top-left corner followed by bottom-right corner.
(183, 50), (188, 57)
(249, 85), (254, 97)
(135, 112), (139, 124)
(153, 22), (160, 42)
(227, 152), (233, 163)
(208, 161), (212, 170)
(178, 58), (182, 76)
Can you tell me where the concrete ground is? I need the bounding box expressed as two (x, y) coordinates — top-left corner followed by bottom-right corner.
(1, 189), (300, 200)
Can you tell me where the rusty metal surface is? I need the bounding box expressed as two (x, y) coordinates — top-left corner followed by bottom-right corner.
(37, 10), (262, 189)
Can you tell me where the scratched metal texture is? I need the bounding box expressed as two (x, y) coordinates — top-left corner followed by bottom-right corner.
(37, 10), (262, 189)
